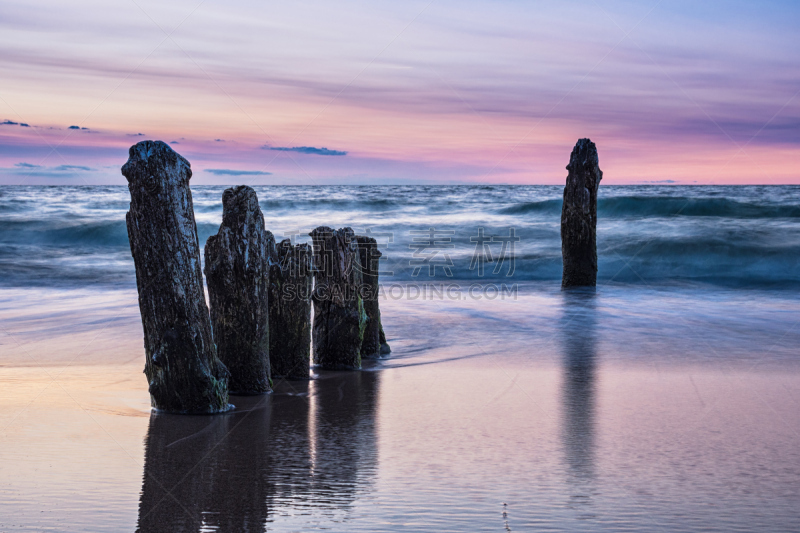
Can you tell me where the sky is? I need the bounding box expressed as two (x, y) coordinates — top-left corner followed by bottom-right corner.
(0, 0), (797, 185)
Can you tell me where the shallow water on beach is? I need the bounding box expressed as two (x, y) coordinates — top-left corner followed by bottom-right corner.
(1, 283), (799, 532)
(1, 185), (800, 531)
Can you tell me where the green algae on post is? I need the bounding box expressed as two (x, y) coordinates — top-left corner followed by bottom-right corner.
(355, 235), (390, 358)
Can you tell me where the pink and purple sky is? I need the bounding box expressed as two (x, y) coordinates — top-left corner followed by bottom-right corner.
(0, 0), (797, 185)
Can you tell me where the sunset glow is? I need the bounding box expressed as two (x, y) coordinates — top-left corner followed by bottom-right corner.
(1, 0), (797, 184)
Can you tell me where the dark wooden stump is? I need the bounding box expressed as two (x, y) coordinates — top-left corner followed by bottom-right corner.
(204, 185), (274, 394)
(561, 138), (603, 288)
(355, 235), (389, 358)
(310, 226), (367, 370)
(269, 239), (312, 380)
(122, 140), (230, 414)
(379, 327), (390, 355)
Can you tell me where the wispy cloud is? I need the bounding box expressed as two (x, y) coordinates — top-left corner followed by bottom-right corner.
(68, 125), (89, 130)
(0, 1), (796, 184)
(54, 164), (93, 171)
(205, 168), (272, 176)
(2, 119), (29, 127)
(2, 163), (96, 176)
(264, 146), (347, 156)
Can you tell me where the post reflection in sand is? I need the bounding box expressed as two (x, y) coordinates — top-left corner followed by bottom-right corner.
(560, 289), (598, 516)
(136, 370), (381, 532)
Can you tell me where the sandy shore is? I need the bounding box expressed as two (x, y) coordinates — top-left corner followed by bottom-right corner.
(2, 284), (800, 531)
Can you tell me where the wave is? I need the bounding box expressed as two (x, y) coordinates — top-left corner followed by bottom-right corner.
(500, 196), (800, 218)
(0, 220), (222, 248)
(194, 197), (400, 213)
(597, 236), (800, 286)
(2, 185), (800, 289)
(600, 196), (800, 218)
(0, 220), (130, 247)
(498, 199), (562, 215)
(0, 201), (34, 214)
(373, 232), (800, 287)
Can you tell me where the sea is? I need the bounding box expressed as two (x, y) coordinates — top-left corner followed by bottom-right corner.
(1, 184), (799, 532)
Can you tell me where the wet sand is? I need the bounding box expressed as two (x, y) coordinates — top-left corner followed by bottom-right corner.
(2, 284), (800, 532)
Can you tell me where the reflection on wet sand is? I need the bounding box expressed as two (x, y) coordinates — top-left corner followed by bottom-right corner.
(136, 370), (381, 532)
(560, 289), (597, 515)
(310, 369), (381, 498)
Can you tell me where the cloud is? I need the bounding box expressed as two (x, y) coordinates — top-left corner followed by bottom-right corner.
(2, 163), (96, 177)
(127, 132), (145, 136)
(643, 180), (678, 184)
(1, 120), (29, 127)
(20, 123), (29, 127)
(205, 168), (272, 176)
(214, 138), (224, 142)
(170, 141), (179, 144)
(54, 165), (94, 171)
(68, 125), (89, 130)
(264, 145), (347, 156)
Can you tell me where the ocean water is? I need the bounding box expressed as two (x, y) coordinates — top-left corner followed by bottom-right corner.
(1, 185), (800, 288)
(1, 185), (799, 532)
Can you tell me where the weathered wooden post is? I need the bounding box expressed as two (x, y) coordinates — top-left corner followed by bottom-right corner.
(355, 235), (390, 358)
(379, 328), (390, 355)
(205, 185), (274, 394)
(310, 226), (367, 370)
(122, 140), (230, 413)
(561, 138), (603, 288)
(269, 239), (312, 380)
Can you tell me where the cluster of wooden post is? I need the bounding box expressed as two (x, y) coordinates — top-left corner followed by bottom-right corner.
(123, 137), (599, 413)
(123, 140), (389, 414)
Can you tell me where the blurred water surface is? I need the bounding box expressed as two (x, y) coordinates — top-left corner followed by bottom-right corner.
(2, 185), (800, 287)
